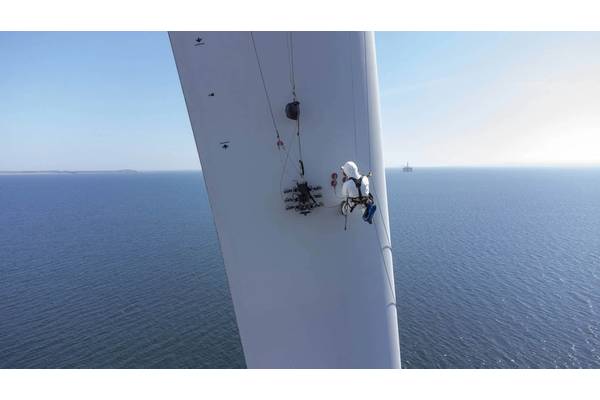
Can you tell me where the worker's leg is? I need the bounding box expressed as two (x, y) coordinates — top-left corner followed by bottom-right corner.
(365, 204), (377, 224)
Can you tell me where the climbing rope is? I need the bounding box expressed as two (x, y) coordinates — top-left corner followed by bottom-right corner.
(296, 117), (304, 176)
(287, 32), (305, 177)
(362, 31), (373, 173)
(346, 32), (397, 305)
(373, 203), (397, 304)
(250, 31), (304, 191)
(279, 124), (300, 201)
(250, 32), (282, 148)
(348, 31), (359, 162)
(287, 32), (297, 99)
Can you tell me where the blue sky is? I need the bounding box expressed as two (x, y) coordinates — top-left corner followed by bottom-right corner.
(377, 32), (600, 166)
(1, 32), (194, 171)
(2, 32), (600, 170)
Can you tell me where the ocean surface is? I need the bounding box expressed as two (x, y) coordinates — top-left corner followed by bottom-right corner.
(1, 168), (599, 368)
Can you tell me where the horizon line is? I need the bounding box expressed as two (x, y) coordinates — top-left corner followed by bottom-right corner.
(3, 163), (600, 174)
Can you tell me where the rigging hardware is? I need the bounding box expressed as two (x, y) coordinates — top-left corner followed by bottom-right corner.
(283, 182), (323, 215)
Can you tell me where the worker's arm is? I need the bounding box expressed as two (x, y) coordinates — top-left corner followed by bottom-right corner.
(340, 181), (347, 198)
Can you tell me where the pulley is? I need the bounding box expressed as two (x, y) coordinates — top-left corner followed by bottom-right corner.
(285, 101), (300, 120)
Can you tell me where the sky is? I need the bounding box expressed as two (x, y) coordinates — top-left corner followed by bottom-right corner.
(1, 31), (600, 170)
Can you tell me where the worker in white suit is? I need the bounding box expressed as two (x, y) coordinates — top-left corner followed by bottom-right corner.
(340, 161), (376, 224)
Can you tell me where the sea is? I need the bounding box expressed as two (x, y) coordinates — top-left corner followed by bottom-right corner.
(1, 168), (599, 368)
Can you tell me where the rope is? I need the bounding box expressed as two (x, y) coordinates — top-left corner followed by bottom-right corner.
(250, 31), (303, 192)
(287, 32), (297, 99)
(296, 116), (304, 176)
(250, 32), (281, 143)
(287, 32), (305, 178)
(373, 201), (397, 304)
(362, 31), (373, 172)
(279, 125), (300, 202)
(348, 32), (359, 161)
(348, 32), (397, 305)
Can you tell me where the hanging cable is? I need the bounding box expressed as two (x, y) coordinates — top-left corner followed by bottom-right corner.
(348, 32), (359, 162)
(362, 32), (373, 173)
(341, 32), (397, 305)
(250, 32), (308, 202)
(373, 201), (397, 304)
(297, 117), (304, 176)
(250, 32), (283, 149)
(287, 32), (297, 99)
(287, 32), (305, 178)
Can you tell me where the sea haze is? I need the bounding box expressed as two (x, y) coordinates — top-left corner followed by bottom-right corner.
(1, 168), (599, 368)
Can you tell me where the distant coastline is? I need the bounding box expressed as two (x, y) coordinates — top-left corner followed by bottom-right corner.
(2, 165), (599, 176)
(0, 169), (138, 175)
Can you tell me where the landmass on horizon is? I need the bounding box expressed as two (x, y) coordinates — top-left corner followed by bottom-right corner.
(2, 164), (599, 175)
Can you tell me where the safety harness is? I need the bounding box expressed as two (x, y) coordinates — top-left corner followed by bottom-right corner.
(341, 175), (374, 230)
(347, 176), (373, 212)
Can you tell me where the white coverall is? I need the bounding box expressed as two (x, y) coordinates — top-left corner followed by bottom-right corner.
(341, 161), (369, 199)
